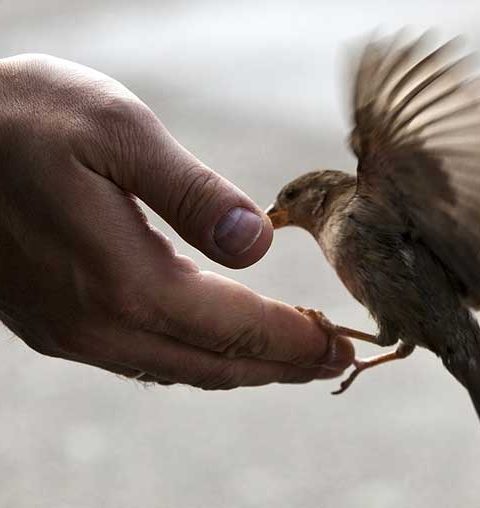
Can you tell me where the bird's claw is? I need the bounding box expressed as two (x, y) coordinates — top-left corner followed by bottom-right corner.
(294, 306), (412, 396)
(295, 306), (359, 393)
(332, 342), (416, 395)
(294, 306), (337, 337)
(331, 359), (365, 395)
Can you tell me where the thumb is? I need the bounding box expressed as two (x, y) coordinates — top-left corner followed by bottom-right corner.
(116, 112), (273, 269)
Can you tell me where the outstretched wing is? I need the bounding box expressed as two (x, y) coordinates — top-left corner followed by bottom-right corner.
(351, 31), (480, 307)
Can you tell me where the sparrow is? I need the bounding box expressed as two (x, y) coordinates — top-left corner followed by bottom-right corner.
(266, 31), (480, 418)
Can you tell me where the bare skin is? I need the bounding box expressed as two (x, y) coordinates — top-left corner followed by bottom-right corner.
(0, 54), (354, 390)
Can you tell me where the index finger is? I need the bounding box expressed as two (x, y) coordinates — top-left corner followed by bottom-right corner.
(156, 269), (354, 370)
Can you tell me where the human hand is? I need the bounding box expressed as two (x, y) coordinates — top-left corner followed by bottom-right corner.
(0, 54), (354, 389)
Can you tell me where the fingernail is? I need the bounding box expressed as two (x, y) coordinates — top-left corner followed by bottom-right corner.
(321, 337), (354, 371)
(214, 207), (264, 255)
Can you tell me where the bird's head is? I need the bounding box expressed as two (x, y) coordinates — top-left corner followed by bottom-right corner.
(266, 170), (355, 233)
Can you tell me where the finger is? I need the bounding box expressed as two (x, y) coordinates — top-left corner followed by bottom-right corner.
(64, 350), (340, 386)
(85, 102), (273, 269)
(97, 328), (344, 390)
(7, 57), (272, 267)
(55, 149), (350, 370)
(156, 270), (355, 370)
(66, 358), (141, 379)
(135, 373), (175, 385)
(66, 357), (175, 385)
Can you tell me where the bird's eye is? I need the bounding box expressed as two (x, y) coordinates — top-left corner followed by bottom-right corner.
(284, 188), (300, 201)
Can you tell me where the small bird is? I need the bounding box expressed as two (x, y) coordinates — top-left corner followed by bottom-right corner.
(266, 31), (480, 418)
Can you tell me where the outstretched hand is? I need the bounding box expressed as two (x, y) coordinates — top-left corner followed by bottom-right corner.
(0, 54), (354, 389)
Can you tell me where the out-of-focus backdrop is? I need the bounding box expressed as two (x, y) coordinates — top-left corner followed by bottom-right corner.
(1, 1), (480, 507)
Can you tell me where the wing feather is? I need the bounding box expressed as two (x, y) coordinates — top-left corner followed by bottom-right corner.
(351, 31), (480, 306)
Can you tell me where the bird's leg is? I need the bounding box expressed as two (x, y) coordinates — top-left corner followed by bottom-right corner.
(331, 342), (415, 395)
(334, 325), (379, 345)
(294, 307), (416, 394)
(294, 306), (378, 345)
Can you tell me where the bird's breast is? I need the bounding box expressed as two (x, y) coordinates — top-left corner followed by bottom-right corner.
(316, 212), (345, 267)
(316, 208), (366, 301)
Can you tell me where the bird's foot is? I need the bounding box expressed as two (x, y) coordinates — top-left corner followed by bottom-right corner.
(332, 342), (415, 395)
(294, 307), (416, 395)
(294, 306), (336, 336)
(294, 306), (378, 345)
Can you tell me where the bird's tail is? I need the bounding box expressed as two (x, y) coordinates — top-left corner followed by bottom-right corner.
(464, 368), (480, 420)
(443, 346), (480, 420)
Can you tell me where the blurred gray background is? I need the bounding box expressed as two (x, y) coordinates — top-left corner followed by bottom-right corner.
(1, 1), (480, 507)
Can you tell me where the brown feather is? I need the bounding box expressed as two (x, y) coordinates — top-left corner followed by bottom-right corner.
(352, 32), (480, 308)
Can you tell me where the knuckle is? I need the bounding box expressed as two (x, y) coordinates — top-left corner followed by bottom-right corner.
(195, 362), (244, 391)
(221, 325), (266, 359)
(91, 94), (146, 132)
(84, 93), (158, 181)
(217, 302), (267, 359)
(90, 97), (144, 155)
(173, 164), (221, 231)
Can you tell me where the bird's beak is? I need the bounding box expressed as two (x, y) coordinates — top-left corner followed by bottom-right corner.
(265, 204), (290, 229)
